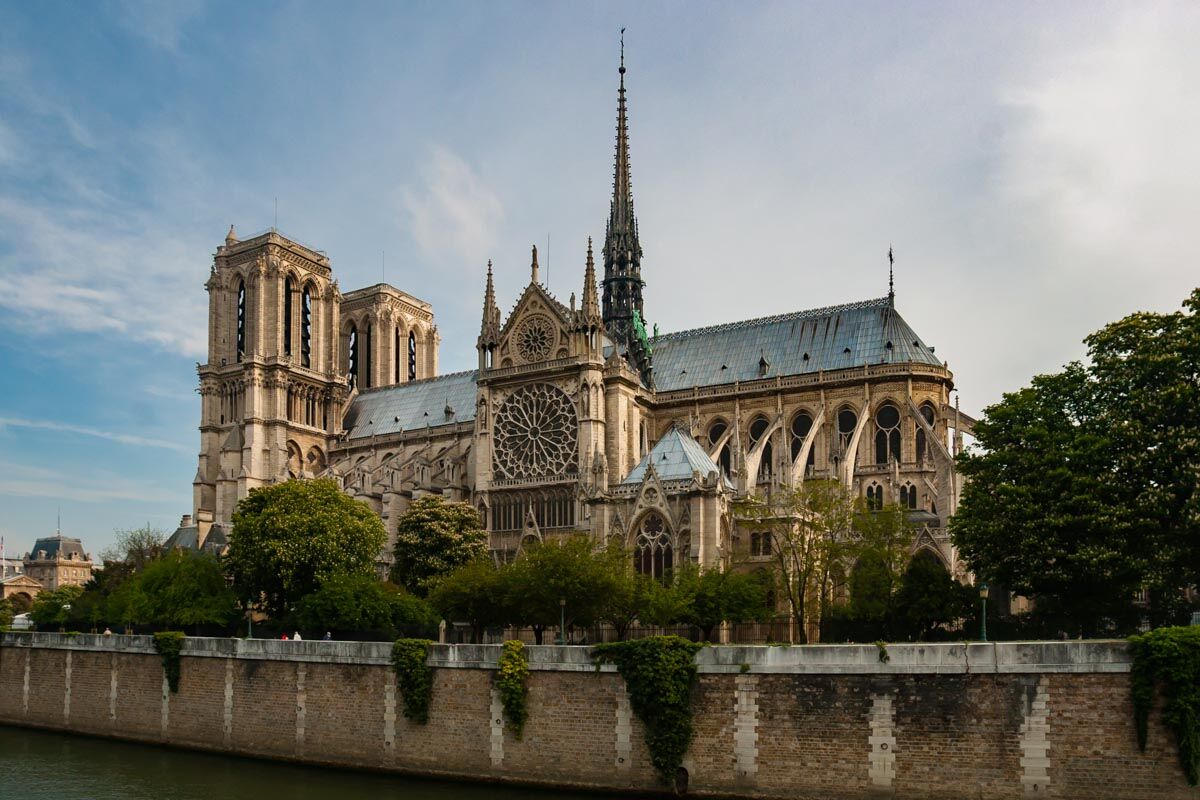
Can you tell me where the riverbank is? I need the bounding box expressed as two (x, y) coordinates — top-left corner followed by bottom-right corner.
(0, 633), (1193, 799)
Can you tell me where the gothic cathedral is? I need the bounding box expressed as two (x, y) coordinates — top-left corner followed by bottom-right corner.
(182, 53), (975, 581)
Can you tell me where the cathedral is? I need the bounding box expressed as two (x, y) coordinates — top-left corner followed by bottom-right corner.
(179, 51), (975, 583)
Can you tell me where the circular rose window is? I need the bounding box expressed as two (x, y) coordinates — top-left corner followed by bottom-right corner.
(515, 315), (555, 363)
(493, 383), (578, 479)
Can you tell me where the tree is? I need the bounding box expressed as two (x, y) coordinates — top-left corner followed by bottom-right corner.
(226, 478), (386, 618)
(955, 291), (1200, 633)
(391, 495), (488, 596)
(296, 575), (436, 639)
(0, 597), (13, 628)
(661, 562), (774, 642)
(428, 558), (510, 642)
(29, 585), (83, 630)
(594, 543), (657, 640)
(505, 538), (610, 644)
(892, 552), (975, 641)
(736, 480), (858, 643)
(9, 592), (33, 615)
(100, 524), (166, 570)
(137, 550), (237, 630)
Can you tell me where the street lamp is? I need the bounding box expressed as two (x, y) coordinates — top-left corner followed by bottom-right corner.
(979, 583), (989, 642)
(61, 603), (72, 633)
(558, 598), (566, 646)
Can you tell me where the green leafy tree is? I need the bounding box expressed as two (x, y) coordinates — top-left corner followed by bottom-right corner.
(0, 597), (13, 628)
(594, 543), (657, 640)
(138, 550), (237, 630)
(9, 592), (33, 615)
(664, 562), (773, 641)
(107, 579), (151, 633)
(29, 585), (84, 630)
(736, 480), (858, 643)
(849, 549), (894, 626)
(892, 552), (975, 640)
(506, 538), (610, 644)
(428, 558), (510, 642)
(296, 575), (436, 639)
(226, 478), (386, 618)
(391, 495), (488, 596)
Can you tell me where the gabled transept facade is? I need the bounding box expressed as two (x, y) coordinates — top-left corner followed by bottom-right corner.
(184, 53), (975, 586)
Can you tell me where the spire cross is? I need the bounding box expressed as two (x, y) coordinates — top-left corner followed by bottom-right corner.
(887, 245), (895, 306)
(620, 28), (625, 74)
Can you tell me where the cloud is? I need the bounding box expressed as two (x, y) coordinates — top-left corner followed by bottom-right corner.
(0, 460), (180, 503)
(0, 416), (193, 454)
(111, 0), (205, 53)
(401, 145), (504, 265)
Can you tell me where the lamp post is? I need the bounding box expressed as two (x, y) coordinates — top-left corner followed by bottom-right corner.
(979, 583), (989, 642)
(558, 598), (566, 646)
(61, 603), (71, 633)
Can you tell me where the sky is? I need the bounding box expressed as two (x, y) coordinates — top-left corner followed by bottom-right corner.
(1, 1), (1197, 558)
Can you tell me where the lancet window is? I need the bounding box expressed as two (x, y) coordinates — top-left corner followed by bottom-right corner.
(283, 277), (294, 357)
(489, 488), (575, 532)
(300, 286), (312, 368)
(866, 483), (883, 511)
(347, 325), (359, 388)
(916, 403), (935, 463)
(749, 415), (772, 484)
(634, 512), (673, 581)
(790, 411), (815, 474)
(874, 403), (901, 464)
(837, 407), (858, 453)
(708, 420), (731, 478)
(236, 280), (246, 362)
(408, 330), (417, 381)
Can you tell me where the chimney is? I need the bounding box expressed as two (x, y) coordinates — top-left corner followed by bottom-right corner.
(180, 514), (193, 527)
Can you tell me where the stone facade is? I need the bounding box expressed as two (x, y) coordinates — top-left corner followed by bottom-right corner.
(184, 56), (976, 593)
(16, 534), (93, 595)
(0, 634), (1193, 800)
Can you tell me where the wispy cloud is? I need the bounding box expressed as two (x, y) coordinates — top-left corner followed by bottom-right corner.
(0, 416), (192, 454)
(0, 460), (180, 503)
(402, 145), (504, 265)
(112, 0), (205, 54)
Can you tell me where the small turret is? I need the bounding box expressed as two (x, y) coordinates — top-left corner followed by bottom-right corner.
(530, 245), (540, 285)
(477, 260), (501, 370)
(225, 225), (238, 247)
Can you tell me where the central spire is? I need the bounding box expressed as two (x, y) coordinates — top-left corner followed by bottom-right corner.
(602, 28), (648, 378)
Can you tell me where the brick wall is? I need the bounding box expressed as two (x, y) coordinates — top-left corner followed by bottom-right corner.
(0, 635), (1195, 800)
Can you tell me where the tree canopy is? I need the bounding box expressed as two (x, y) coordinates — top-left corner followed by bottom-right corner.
(226, 478), (386, 617)
(952, 288), (1200, 634)
(390, 495), (488, 596)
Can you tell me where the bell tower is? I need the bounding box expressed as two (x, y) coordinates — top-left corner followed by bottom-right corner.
(193, 227), (347, 540)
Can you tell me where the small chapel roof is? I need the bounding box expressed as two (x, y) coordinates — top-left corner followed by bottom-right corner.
(622, 426), (729, 486)
(343, 370), (479, 440)
(649, 296), (943, 392)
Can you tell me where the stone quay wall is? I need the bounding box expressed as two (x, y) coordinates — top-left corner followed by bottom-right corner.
(0, 634), (1194, 800)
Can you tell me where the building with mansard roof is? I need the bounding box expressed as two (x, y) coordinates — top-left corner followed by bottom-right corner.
(183, 50), (976, 593)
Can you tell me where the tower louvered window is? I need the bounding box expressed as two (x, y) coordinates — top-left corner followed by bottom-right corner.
(283, 277), (294, 357)
(236, 281), (246, 362)
(300, 286), (312, 368)
(347, 325), (358, 389)
(408, 331), (417, 381)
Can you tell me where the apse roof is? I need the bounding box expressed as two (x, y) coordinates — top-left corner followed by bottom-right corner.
(649, 297), (942, 392)
(343, 370), (479, 440)
(622, 426), (730, 486)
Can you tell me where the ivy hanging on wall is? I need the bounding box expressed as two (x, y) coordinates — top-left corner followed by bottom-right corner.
(1129, 626), (1200, 786)
(391, 638), (434, 724)
(593, 635), (702, 787)
(152, 631), (186, 694)
(496, 640), (530, 738)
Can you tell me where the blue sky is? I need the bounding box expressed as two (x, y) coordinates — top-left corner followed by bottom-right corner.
(1, 1), (1198, 557)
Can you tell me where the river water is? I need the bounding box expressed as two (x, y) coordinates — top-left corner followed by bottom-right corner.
(0, 725), (605, 800)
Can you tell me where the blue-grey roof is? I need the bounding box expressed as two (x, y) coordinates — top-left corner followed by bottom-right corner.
(343, 370), (479, 439)
(649, 297), (942, 392)
(622, 426), (729, 486)
(27, 535), (87, 562)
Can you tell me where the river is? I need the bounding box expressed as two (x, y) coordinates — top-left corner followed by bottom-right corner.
(0, 725), (606, 800)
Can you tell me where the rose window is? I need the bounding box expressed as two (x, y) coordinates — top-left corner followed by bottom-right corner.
(515, 315), (555, 363)
(492, 383), (578, 479)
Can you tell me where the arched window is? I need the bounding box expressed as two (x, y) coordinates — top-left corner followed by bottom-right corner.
(283, 277), (295, 357)
(634, 513), (673, 581)
(899, 483), (917, 509)
(866, 483), (883, 511)
(875, 404), (902, 464)
(408, 330), (417, 381)
(394, 326), (401, 384)
(837, 407), (858, 452)
(363, 324), (373, 389)
(708, 420), (731, 477)
(235, 280), (246, 362)
(347, 325), (359, 388)
(790, 411), (815, 472)
(749, 415), (772, 484)
(751, 531), (773, 557)
(300, 285), (312, 368)
(916, 403), (935, 462)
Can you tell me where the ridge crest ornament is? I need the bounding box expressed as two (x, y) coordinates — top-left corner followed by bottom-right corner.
(493, 383), (578, 480)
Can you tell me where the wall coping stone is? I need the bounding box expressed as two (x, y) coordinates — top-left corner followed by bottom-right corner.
(0, 633), (1131, 674)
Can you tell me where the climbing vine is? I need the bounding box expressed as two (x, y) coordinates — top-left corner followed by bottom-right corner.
(593, 635), (702, 786)
(1129, 626), (1200, 786)
(391, 638), (434, 724)
(152, 631), (186, 694)
(496, 640), (530, 738)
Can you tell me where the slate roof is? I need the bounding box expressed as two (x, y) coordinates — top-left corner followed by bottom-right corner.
(343, 370), (479, 440)
(649, 297), (942, 392)
(26, 534), (87, 562)
(622, 426), (731, 486)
